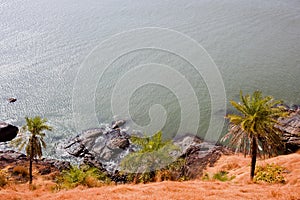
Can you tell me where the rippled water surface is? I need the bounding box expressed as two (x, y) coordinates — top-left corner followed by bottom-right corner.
(0, 0), (299, 158)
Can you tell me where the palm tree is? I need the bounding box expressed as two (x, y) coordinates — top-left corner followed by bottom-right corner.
(221, 91), (288, 180)
(12, 116), (52, 184)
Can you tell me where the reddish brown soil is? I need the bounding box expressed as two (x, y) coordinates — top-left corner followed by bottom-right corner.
(1, 152), (299, 200)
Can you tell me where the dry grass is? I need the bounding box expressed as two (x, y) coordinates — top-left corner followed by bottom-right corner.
(221, 162), (240, 171)
(13, 166), (28, 177)
(0, 153), (299, 200)
(0, 171), (8, 187)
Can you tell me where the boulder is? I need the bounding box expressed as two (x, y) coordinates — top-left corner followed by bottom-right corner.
(174, 135), (230, 178)
(64, 127), (131, 173)
(111, 120), (126, 129)
(0, 122), (19, 142)
(7, 98), (17, 103)
(277, 108), (300, 153)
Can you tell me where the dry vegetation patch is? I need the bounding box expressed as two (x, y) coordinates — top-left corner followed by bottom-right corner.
(0, 153), (299, 200)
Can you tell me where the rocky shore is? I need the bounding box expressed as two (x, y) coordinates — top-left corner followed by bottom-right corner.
(62, 105), (300, 180)
(63, 121), (231, 181)
(0, 104), (299, 183)
(0, 120), (231, 183)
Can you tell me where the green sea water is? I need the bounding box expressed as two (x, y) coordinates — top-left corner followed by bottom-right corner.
(0, 0), (299, 158)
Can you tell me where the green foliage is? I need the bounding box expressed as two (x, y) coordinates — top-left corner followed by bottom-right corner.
(55, 165), (111, 189)
(12, 116), (52, 159)
(254, 163), (286, 184)
(164, 158), (187, 181)
(202, 171), (235, 182)
(129, 130), (173, 153)
(212, 171), (235, 182)
(120, 131), (184, 183)
(11, 116), (52, 184)
(222, 91), (288, 156)
(222, 90), (288, 179)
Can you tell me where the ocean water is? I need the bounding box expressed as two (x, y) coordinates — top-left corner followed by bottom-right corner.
(0, 0), (299, 158)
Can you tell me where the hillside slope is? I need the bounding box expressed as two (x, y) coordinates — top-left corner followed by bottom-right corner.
(0, 152), (299, 200)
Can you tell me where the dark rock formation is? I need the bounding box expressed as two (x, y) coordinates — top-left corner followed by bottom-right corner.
(0, 122), (19, 142)
(277, 108), (300, 153)
(8, 98), (17, 103)
(174, 135), (231, 179)
(0, 150), (26, 165)
(64, 127), (131, 173)
(0, 150), (70, 175)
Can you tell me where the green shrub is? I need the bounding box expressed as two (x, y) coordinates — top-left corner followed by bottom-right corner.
(55, 165), (111, 189)
(203, 171), (235, 182)
(254, 163), (286, 184)
(213, 171), (228, 181)
(158, 157), (187, 182)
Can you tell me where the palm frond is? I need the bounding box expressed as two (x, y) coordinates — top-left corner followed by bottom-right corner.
(222, 90), (287, 156)
(11, 116), (52, 159)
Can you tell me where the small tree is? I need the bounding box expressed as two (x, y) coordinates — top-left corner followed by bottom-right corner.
(12, 116), (52, 184)
(120, 131), (181, 183)
(222, 91), (288, 180)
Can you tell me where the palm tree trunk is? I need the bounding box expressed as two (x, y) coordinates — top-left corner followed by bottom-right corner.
(29, 137), (34, 184)
(250, 136), (257, 180)
(29, 158), (33, 184)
